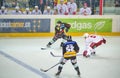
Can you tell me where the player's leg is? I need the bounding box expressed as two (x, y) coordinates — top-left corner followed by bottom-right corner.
(83, 48), (91, 57)
(91, 49), (96, 55)
(90, 41), (103, 55)
(60, 34), (68, 47)
(46, 35), (58, 47)
(71, 57), (81, 76)
(89, 46), (96, 55)
(89, 42), (97, 55)
(60, 39), (66, 47)
(90, 40), (103, 49)
(55, 58), (67, 76)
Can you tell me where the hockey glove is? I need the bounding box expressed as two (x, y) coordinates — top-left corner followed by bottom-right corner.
(103, 38), (106, 44)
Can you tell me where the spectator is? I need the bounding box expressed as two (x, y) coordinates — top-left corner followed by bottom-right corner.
(46, 0), (51, 6)
(114, 0), (120, 7)
(79, 3), (92, 15)
(12, 6), (22, 15)
(11, 1), (17, 8)
(114, 0), (120, 15)
(53, 9), (58, 15)
(43, 6), (53, 15)
(54, 0), (57, 9)
(56, 0), (68, 15)
(23, 8), (31, 15)
(0, 6), (7, 15)
(32, 6), (42, 15)
(51, 0), (54, 8)
(38, 0), (46, 14)
(67, 0), (77, 15)
(0, 0), (3, 8)
(29, 0), (35, 8)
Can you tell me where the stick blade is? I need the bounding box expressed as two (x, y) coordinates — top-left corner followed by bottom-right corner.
(40, 68), (48, 72)
(50, 52), (62, 57)
(50, 52), (55, 56)
(41, 47), (47, 50)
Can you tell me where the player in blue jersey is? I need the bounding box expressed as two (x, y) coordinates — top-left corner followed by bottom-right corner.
(55, 36), (81, 77)
(46, 20), (71, 47)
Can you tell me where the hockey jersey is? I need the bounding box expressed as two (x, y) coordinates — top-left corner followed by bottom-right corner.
(56, 4), (68, 15)
(85, 35), (104, 49)
(62, 41), (79, 58)
(67, 2), (77, 15)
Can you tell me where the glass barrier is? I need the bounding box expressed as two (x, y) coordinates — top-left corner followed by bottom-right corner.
(0, 0), (120, 15)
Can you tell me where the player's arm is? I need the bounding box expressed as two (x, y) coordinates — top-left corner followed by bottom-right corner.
(74, 42), (80, 53)
(62, 43), (67, 55)
(55, 25), (60, 34)
(63, 23), (71, 32)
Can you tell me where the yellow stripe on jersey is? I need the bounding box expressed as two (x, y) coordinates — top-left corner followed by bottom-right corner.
(63, 51), (76, 58)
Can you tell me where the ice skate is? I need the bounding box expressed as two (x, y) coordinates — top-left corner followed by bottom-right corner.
(77, 71), (81, 77)
(46, 42), (51, 48)
(55, 71), (61, 77)
(85, 55), (90, 58)
(91, 52), (96, 55)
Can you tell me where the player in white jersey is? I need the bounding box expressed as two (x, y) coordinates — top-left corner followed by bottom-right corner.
(12, 6), (22, 15)
(56, 0), (68, 15)
(32, 6), (42, 15)
(83, 33), (106, 57)
(79, 3), (92, 15)
(67, 0), (77, 15)
(43, 6), (53, 15)
(0, 6), (8, 15)
(23, 8), (31, 15)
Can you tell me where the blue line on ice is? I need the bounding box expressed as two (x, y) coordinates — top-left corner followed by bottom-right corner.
(0, 51), (51, 78)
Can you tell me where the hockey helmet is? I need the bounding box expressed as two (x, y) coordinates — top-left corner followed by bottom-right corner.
(67, 35), (72, 41)
(57, 20), (62, 24)
(83, 33), (89, 38)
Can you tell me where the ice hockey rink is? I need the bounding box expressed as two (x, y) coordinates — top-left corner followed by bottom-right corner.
(0, 36), (120, 78)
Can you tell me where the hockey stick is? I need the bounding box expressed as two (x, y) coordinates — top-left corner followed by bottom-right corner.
(50, 52), (83, 57)
(41, 47), (51, 50)
(41, 47), (55, 50)
(41, 47), (47, 50)
(40, 62), (60, 72)
(50, 52), (62, 57)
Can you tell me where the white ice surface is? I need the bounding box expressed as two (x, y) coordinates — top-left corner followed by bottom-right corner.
(0, 36), (120, 78)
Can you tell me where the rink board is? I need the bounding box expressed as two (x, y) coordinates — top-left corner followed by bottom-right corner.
(0, 15), (120, 37)
(0, 32), (120, 37)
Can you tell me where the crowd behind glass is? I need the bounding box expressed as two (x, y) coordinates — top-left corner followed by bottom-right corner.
(0, 0), (120, 15)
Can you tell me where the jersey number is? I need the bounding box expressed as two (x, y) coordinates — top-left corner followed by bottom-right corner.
(66, 44), (74, 52)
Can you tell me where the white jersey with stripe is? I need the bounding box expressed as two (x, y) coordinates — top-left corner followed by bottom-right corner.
(67, 2), (77, 15)
(57, 4), (68, 15)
